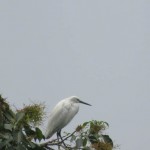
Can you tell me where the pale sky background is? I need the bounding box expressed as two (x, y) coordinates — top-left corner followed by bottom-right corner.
(0, 1), (150, 150)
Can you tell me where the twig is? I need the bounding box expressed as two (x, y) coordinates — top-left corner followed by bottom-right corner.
(40, 130), (76, 149)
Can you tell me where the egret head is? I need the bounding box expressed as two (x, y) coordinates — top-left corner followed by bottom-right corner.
(70, 96), (91, 106)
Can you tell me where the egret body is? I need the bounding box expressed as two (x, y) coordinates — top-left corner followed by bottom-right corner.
(45, 96), (91, 139)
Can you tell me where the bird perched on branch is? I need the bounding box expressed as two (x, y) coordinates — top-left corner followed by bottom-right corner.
(45, 96), (91, 140)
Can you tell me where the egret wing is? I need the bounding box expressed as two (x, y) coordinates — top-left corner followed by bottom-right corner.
(45, 100), (72, 138)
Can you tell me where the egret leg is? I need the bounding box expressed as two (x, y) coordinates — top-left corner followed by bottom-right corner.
(57, 130), (60, 142)
(56, 131), (61, 150)
(57, 130), (67, 148)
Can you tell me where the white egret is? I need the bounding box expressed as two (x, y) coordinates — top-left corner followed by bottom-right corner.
(45, 96), (91, 140)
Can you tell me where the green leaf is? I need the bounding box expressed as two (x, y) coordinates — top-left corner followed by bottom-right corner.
(82, 121), (89, 127)
(0, 137), (13, 149)
(88, 134), (97, 143)
(83, 138), (87, 146)
(104, 121), (109, 127)
(0, 132), (13, 140)
(24, 124), (35, 137)
(16, 112), (25, 123)
(13, 130), (23, 143)
(4, 112), (15, 122)
(16, 144), (26, 150)
(70, 134), (76, 142)
(102, 134), (113, 147)
(35, 127), (44, 141)
(29, 141), (36, 148)
(4, 124), (13, 131)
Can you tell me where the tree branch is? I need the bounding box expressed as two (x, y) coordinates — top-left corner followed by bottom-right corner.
(40, 130), (76, 149)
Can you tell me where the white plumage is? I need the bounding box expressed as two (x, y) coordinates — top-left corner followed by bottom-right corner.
(45, 96), (91, 139)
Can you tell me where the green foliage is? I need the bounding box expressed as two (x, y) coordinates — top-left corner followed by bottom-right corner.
(0, 95), (45, 150)
(0, 95), (117, 150)
(17, 103), (46, 126)
(66, 120), (114, 150)
(0, 95), (15, 124)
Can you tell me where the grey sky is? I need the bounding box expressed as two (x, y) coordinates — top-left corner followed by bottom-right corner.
(0, 1), (149, 150)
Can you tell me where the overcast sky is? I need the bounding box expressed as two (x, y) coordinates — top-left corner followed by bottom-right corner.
(0, 1), (149, 150)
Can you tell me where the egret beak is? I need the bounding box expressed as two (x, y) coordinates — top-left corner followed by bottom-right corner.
(78, 100), (91, 106)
